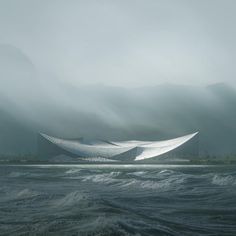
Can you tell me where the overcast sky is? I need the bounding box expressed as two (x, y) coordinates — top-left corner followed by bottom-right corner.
(0, 0), (235, 87)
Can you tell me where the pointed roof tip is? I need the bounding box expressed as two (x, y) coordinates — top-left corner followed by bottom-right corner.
(39, 132), (48, 137)
(39, 132), (66, 140)
(189, 131), (199, 138)
(179, 131), (199, 139)
(39, 132), (53, 141)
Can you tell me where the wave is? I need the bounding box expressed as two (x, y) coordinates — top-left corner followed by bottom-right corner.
(52, 191), (90, 208)
(77, 169), (188, 192)
(11, 188), (40, 200)
(65, 168), (82, 174)
(81, 171), (121, 184)
(8, 171), (49, 179)
(120, 175), (186, 191)
(212, 174), (236, 186)
(129, 171), (147, 176)
(0, 165), (235, 235)
(8, 171), (27, 178)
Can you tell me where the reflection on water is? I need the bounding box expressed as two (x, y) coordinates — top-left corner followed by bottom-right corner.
(0, 164), (236, 235)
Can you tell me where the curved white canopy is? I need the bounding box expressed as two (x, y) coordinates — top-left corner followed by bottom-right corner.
(40, 132), (198, 161)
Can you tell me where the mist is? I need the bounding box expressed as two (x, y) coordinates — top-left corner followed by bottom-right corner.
(0, 0), (236, 86)
(0, 1), (236, 155)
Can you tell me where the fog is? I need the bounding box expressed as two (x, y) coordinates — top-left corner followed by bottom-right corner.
(0, 1), (236, 155)
(0, 0), (236, 86)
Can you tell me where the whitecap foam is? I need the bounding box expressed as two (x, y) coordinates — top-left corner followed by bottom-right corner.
(158, 169), (176, 175)
(15, 189), (39, 199)
(79, 169), (187, 191)
(81, 172), (121, 184)
(65, 168), (82, 174)
(129, 171), (147, 176)
(52, 191), (90, 207)
(8, 172), (26, 178)
(120, 176), (185, 191)
(212, 175), (236, 186)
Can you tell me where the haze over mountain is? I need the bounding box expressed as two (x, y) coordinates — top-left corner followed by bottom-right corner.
(0, 44), (235, 156)
(1, 1), (236, 157)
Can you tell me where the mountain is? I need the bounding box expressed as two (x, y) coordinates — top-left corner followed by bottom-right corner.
(0, 44), (236, 156)
(1, 81), (236, 156)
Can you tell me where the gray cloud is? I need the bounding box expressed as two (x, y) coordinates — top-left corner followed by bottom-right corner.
(0, 0), (235, 86)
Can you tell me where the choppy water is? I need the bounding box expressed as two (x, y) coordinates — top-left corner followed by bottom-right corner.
(0, 164), (236, 236)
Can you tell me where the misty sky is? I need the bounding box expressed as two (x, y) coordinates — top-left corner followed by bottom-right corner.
(0, 0), (235, 87)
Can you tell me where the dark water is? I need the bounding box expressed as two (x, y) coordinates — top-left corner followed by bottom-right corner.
(0, 164), (236, 236)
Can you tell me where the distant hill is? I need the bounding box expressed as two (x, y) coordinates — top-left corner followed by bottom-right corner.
(0, 45), (236, 156)
(1, 81), (236, 156)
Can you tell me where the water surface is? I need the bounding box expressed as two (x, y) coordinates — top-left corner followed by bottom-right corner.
(0, 164), (235, 235)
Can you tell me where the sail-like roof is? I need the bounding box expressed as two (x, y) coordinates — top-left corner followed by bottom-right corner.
(40, 132), (198, 161)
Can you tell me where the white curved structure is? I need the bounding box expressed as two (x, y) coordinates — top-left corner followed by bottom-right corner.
(39, 132), (199, 162)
